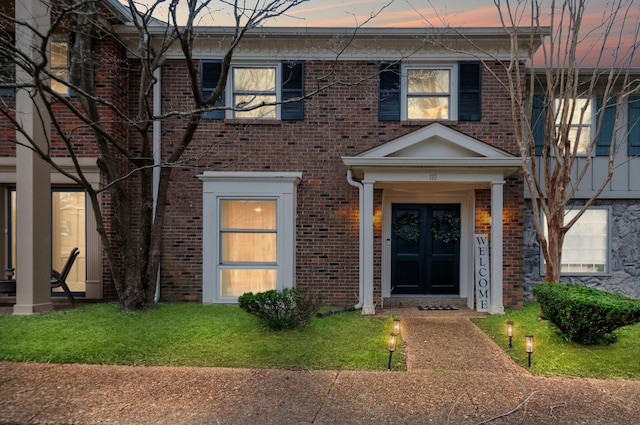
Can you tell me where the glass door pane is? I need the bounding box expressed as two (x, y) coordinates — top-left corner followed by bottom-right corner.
(52, 191), (86, 293)
(9, 189), (87, 293)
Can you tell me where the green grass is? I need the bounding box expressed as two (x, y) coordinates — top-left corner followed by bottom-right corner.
(473, 302), (640, 379)
(0, 303), (404, 371)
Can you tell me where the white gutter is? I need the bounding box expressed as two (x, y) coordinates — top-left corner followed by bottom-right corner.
(346, 169), (364, 310)
(153, 67), (162, 303)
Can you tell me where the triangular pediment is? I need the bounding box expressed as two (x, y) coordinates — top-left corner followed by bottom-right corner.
(356, 122), (514, 160)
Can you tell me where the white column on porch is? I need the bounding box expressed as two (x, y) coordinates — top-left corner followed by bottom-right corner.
(489, 180), (505, 314)
(361, 179), (375, 315)
(13, 0), (52, 314)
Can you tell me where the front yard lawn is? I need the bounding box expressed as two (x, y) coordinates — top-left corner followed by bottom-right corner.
(0, 303), (404, 371)
(473, 302), (640, 379)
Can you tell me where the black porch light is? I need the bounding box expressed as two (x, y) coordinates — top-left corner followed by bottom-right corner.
(525, 334), (534, 367)
(506, 320), (514, 348)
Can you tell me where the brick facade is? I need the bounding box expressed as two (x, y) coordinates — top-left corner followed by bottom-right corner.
(2, 27), (527, 310)
(152, 59), (525, 307)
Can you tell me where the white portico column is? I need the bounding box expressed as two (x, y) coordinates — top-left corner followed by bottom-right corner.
(489, 181), (505, 314)
(361, 179), (375, 315)
(13, 0), (52, 314)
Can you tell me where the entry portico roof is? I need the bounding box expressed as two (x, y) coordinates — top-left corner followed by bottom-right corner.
(342, 123), (521, 181)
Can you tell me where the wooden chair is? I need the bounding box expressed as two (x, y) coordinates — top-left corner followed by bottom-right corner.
(51, 247), (80, 306)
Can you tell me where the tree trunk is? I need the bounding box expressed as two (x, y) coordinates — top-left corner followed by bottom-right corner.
(543, 211), (566, 283)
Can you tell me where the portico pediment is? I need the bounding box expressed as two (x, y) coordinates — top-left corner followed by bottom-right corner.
(342, 123), (521, 181)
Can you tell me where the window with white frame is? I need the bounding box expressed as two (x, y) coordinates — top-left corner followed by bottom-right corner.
(554, 98), (593, 155)
(378, 62), (480, 122)
(232, 66), (277, 119)
(200, 60), (304, 120)
(220, 199), (277, 296)
(51, 35), (71, 95)
(406, 68), (452, 120)
(199, 172), (301, 303)
(543, 208), (609, 274)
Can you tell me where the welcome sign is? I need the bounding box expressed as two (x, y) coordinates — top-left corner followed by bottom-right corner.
(474, 234), (490, 312)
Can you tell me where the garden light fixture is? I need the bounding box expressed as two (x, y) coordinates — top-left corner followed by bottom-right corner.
(388, 333), (397, 370)
(392, 319), (401, 336)
(525, 334), (534, 367)
(507, 320), (513, 348)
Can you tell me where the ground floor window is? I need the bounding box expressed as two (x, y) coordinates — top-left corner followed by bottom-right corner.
(220, 199), (277, 296)
(199, 172), (301, 303)
(543, 207), (609, 274)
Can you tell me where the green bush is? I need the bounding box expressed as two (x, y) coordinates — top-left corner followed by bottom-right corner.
(238, 288), (316, 331)
(533, 282), (640, 344)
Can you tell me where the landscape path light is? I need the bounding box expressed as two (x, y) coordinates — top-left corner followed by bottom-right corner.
(507, 320), (514, 348)
(525, 334), (534, 367)
(392, 318), (401, 336)
(388, 333), (397, 370)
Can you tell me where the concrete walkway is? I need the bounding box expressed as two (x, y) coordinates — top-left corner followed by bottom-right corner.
(1, 307), (640, 424)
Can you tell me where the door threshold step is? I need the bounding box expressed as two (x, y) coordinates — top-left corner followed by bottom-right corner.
(383, 296), (468, 309)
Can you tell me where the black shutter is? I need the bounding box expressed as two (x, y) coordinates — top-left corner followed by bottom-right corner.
(458, 62), (481, 121)
(378, 62), (401, 121)
(629, 96), (640, 156)
(201, 60), (225, 119)
(0, 32), (14, 96)
(595, 97), (616, 156)
(531, 95), (546, 155)
(281, 61), (304, 120)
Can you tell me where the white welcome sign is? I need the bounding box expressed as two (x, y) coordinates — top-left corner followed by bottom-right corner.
(474, 234), (490, 312)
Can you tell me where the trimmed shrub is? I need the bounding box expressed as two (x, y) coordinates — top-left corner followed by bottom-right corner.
(533, 282), (640, 344)
(238, 288), (316, 331)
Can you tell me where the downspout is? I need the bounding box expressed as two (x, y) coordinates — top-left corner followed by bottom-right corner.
(153, 67), (162, 303)
(346, 169), (364, 310)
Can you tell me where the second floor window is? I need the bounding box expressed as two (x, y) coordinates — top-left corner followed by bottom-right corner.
(378, 61), (481, 122)
(233, 66), (277, 119)
(407, 68), (451, 120)
(51, 35), (71, 95)
(554, 98), (592, 155)
(533, 95), (639, 157)
(200, 60), (304, 121)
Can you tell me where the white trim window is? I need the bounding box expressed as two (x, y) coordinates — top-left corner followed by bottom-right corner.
(200, 60), (304, 121)
(554, 98), (593, 155)
(199, 172), (301, 303)
(378, 62), (480, 122)
(51, 34), (71, 95)
(219, 199), (277, 296)
(405, 67), (455, 120)
(231, 66), (278, 119)
(543, 207), (610, 274)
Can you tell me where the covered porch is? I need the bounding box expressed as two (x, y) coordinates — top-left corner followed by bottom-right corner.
(343, 123), (521, 314)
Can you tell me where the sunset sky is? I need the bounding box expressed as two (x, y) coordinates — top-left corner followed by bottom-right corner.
(256, 0), (498, 27)
(194, 0), (505, 27)
(147, 0), (638, 67)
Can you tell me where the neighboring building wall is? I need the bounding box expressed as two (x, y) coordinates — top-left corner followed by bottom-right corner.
(523, 199), (640, 299)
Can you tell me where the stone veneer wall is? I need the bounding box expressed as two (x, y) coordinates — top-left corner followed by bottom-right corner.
(523, 199), (640, 299)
